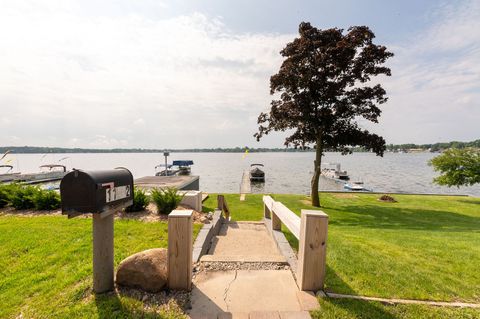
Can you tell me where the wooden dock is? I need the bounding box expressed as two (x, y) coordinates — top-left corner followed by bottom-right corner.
(239, 169), (251, 200)
(135, 175), (199, 191)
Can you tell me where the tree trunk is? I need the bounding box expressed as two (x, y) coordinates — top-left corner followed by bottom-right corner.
(311, 133), (323, 207)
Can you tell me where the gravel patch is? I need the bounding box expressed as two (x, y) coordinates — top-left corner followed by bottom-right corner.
(194, 261), (290, 274)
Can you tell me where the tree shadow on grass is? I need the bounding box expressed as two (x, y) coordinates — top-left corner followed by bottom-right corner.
(317, 265), (399, 319)
(456, 199), (480, 205)
(326, 205), (480, 232)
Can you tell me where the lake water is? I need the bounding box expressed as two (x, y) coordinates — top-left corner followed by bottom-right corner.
(6, 152), (480, 196)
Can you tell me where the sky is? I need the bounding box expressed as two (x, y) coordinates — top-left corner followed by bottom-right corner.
(0, 0), (479, 149)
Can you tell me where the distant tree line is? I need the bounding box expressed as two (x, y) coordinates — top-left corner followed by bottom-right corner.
(1, 139), (478, 154)
(385, 139), (480, 152)
(0, 146), (311, 154)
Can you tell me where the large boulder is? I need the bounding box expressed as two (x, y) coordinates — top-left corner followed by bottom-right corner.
(116, 248), (168, 292)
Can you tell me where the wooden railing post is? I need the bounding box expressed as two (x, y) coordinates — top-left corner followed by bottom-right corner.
(264, 202), (271, 219)
(217, 195), (230, 220)
(297, 209), (328, 291)
(271, 211), (281, 231)
(168, 210), (193, 290)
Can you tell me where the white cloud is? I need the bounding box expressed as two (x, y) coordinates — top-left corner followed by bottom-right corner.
(0, 1), (291, 148)
(371, 0), (480, 144)
(0, 0), (478, 148)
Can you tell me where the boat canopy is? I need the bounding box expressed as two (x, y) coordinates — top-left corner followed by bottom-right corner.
(250, 163), (264, 167)
(173, 160), (194, 166)
(39, 164), (66, 172)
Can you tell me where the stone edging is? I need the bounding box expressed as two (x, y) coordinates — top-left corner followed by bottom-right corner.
(263, 218), (299, 281)
(192, 209), (223, 263)
(324, 292), (480, 309)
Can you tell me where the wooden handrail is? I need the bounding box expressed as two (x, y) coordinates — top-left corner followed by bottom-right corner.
(217, 195), (230, 220)
(263, 196), (300, 239)
(272, 202), (301, 239)
(263, 195), (328, 291)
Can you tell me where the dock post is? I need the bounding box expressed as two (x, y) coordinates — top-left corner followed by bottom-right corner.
(168, 210), (193, 290)
(297, 210), (328, 291)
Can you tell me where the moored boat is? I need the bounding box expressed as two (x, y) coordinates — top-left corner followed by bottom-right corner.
(321, 163), (349, 181)
(344, 181), (370, 191)
(250, 164), (265, 182)
(172, 160), (194, 175)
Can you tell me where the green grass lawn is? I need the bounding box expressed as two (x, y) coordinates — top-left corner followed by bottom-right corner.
(0, 215), (201, 319)
(2, 193), (479, 319)
(203, 193), (480, 317)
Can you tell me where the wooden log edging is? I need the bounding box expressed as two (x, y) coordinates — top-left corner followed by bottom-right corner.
(325, 293), (480, 309)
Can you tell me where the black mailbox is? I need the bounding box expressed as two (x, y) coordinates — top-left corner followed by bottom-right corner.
(60, 168), (134, 216)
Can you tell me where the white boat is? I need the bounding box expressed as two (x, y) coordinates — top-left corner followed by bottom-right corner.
(321, 163), (349, 181)
(344, 181), (368, 191)
(155, 160), (194, 176)
(173, 160), (194, 175)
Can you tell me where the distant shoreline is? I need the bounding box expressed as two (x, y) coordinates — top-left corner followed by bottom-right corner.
(1, 139), (479, 154)
(0, 146), (309, 154)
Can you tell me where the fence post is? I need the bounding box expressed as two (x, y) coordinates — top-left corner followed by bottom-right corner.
(168, 210), (193, 290)
(297, 209), (328, 291)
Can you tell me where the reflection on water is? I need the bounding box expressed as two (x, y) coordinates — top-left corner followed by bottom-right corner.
(9, 152), (480, 196)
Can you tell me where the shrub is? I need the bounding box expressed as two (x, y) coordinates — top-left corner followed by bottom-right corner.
(34, 189), (61, 210)
(0, 184), (21, 208)
(0, 185), (11, 208)
(10, 185), (40, 210)
(150, 187), (184, 215)
(125, 187), (149, 212)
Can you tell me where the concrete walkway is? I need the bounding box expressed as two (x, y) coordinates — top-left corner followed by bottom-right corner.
(189, 222), (318, 318)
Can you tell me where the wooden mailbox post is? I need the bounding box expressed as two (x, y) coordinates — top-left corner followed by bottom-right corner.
(60, 168), (134, 294)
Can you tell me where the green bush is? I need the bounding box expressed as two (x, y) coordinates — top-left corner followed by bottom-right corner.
(0, 184), (21, 208)
(150, 187), (184, 215)
(34, 189), (61, 210)
(125, 187), (149, 212)
(10, 185), (40, 210)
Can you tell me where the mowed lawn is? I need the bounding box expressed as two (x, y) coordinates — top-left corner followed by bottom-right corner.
(203, 193), (480, 318)
(0, 215), (201, 319)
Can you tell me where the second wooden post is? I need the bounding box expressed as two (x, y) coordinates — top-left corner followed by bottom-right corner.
(297, 209), (328, 291)
(168, 210), (193, 290)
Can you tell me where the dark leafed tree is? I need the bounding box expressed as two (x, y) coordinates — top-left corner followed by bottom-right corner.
(254, 22), (394, 207)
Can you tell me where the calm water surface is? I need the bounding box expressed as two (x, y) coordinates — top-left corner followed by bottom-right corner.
(8, 152), (480, 196)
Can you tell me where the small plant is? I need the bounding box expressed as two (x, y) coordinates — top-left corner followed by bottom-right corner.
(150, 187), (184, 215)
(125, 187), (149, 212)
(10, 185), (40, 210)
(34, 189), (61, 210)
